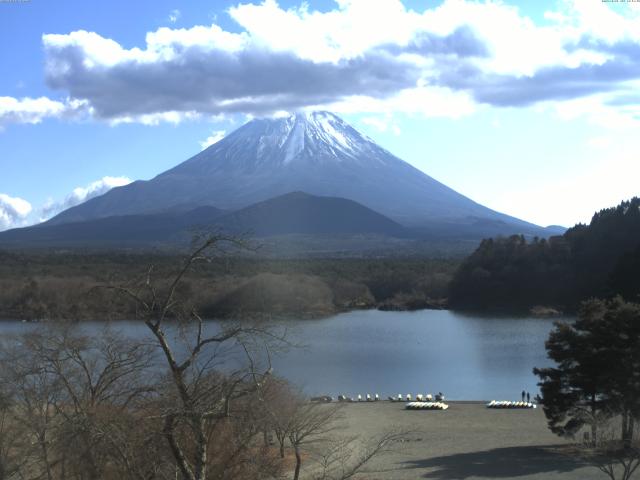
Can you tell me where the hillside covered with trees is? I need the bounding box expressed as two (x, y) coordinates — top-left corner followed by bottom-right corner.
(449, 198), (640, 312)
(0, 252), (455, 321)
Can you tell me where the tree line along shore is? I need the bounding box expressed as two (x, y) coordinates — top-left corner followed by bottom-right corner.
(2, 198), (639, 322)
(0, 252), (454, 321)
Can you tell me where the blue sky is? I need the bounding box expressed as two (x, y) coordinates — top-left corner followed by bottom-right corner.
(1, 0), (639, 230)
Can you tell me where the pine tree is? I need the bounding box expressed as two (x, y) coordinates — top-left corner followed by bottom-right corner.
(534, 298), (640, 446)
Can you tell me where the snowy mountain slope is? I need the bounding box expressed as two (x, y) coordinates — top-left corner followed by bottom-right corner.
(47, 111), (540, 232)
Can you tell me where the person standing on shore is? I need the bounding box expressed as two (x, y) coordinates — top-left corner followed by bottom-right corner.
(521, 390), (525, 401)
(526, 392), (530, 403)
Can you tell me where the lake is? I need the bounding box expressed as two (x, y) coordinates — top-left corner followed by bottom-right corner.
(0, 309), (561, 401)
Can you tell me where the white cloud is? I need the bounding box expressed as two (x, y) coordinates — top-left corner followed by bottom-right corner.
(0, 193), (32, 231)
(109, 110), (200, 126)
(0, 96), (90, 128)
(0, 96), (65, 126)
(556, 0), (640, 43)
(228, 0), (418, 63)
(42, 20), (417, 121)
(40, 176), (131, 221)
(316, 86), (477, 119)
(168, 9), (181, 24)
(199, 130), (226, 150)
(587, 135), (612, 149)
(361, 115), (401, 135)
(361, 116), (390, 132)
(0, 0), (627, 127)
(0, 177), (133, 230)
(551, 93), (640, 130)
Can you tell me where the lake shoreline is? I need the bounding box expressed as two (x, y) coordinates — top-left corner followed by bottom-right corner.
(0, 300), (568, 323)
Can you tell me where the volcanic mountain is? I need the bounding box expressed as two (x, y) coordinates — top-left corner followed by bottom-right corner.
(46, 111), (545, 235)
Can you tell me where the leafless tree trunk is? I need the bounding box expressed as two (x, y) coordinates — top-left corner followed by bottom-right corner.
(285, 400), (343, 480)
(581, 419), (640, 480)
(105, 234), (282, 480)
(309, 429), (411, 480)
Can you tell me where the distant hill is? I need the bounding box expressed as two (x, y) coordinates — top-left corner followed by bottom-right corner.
(0, 192), (408, 249)
(217, 191), (407, 237)
(448, 197), (640, 312)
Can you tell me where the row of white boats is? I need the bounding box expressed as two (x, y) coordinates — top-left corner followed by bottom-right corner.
(486, 400), (537, 409)
(405, 401), (449, 410)
(335, 393), (446, 403)
(337, 394), (380, 402)
(327, 396), (538, 410)
(390, 393), (445, 402)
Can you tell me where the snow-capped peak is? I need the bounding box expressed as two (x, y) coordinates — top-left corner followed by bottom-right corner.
(300, 111), (354, 152)
(187, 110), (394, 175)
(246, 110), (382, 165)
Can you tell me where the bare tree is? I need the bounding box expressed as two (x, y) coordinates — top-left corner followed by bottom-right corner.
(32, 327), (156, 479)
(286, 401), (343, 480)
(255, 372), (412, 480)
(0, 325), (162, 480)
(580, 419), (640, 480)
(0, 390), (28, 480)
(309, 429), (409, 480)
(105, 235), (283, 480)
(258, 376), (299, 459)
(0, 235), (409, 480)
(0, 336), (62, 480)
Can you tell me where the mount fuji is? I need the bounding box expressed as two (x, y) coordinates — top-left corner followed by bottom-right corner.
(3, 111), (562, 250)
(48, 111), (539, 230)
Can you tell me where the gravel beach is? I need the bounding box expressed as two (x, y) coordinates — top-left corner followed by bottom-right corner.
(316, 401), (604, 480)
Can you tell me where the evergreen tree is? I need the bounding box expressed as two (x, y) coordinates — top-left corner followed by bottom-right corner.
(534, 298), (640, 446)
(450, 197), (640, 312)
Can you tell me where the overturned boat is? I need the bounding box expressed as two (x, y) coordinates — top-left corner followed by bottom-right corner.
(486, 400), (536, 409)
(405, 401), (449, 411)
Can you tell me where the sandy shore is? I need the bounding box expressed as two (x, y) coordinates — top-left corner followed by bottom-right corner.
(315, 401), (603, 480)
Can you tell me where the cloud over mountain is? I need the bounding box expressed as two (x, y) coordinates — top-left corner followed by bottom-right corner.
(2, 0), (640, 127)
(199, 130), (226, 150)
(0, 193), (32, 231)
(40, 176), (131, 221)
(42, 29), (421, 121)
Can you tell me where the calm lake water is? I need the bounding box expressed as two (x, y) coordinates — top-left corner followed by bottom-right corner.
(0, 309), (562, 401)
